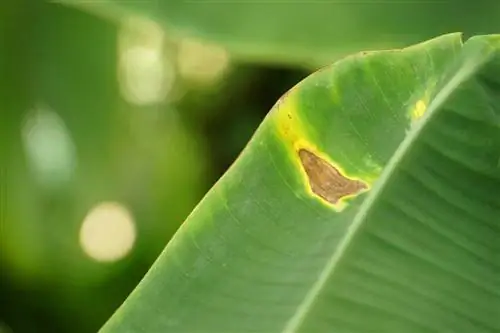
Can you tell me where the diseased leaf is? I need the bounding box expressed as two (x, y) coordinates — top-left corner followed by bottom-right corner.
(101, 34), (500, 333)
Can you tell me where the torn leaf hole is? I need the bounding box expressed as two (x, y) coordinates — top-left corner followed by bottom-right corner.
(298, 149), (367, 205)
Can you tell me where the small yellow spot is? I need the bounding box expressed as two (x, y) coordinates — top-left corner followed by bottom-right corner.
(412, 100), (427, 120)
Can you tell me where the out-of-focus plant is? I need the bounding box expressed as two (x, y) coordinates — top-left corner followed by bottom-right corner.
(63, 0), (500, 66)
(1, 2), (210, 332)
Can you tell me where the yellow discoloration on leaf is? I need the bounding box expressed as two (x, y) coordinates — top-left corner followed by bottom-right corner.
(411, 99), (427, 120)
(274, 89), (303, 145)
(272, 89), (370, 211)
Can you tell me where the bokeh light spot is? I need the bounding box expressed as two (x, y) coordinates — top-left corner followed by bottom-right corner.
(177, 38), (230, 84)
(119, 46), (173, 105)
(21, 105), (77, 188)
(79, 202), (136, 263)
(118, 16), (174, 106)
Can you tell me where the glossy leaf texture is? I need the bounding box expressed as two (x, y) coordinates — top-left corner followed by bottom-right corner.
(101, 34), (500, 333)
(60, 0), (500, 66)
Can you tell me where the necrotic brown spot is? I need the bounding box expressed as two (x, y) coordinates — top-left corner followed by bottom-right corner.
(298, 149), (367, 205)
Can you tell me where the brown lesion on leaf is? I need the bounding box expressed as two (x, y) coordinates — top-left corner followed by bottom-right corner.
(298, 149), (367, 205)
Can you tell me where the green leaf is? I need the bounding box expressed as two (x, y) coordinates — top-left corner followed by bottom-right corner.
(60, 0), (500, 66)
(101, 34), (500, 332)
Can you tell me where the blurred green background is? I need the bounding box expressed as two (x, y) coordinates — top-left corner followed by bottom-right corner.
(1, 1), (498, 332)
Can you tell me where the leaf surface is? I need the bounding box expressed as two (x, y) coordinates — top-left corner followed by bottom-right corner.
(101, 34), (500, 333)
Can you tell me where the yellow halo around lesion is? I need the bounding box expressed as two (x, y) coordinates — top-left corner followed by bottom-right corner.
(271, 90), (371, 211)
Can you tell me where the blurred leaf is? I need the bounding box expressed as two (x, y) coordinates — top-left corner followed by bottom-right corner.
(61, 0), (500, 66)
(101, 34), (500, 332)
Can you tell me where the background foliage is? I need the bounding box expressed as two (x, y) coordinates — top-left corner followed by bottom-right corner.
(1, 1), (499, 332)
